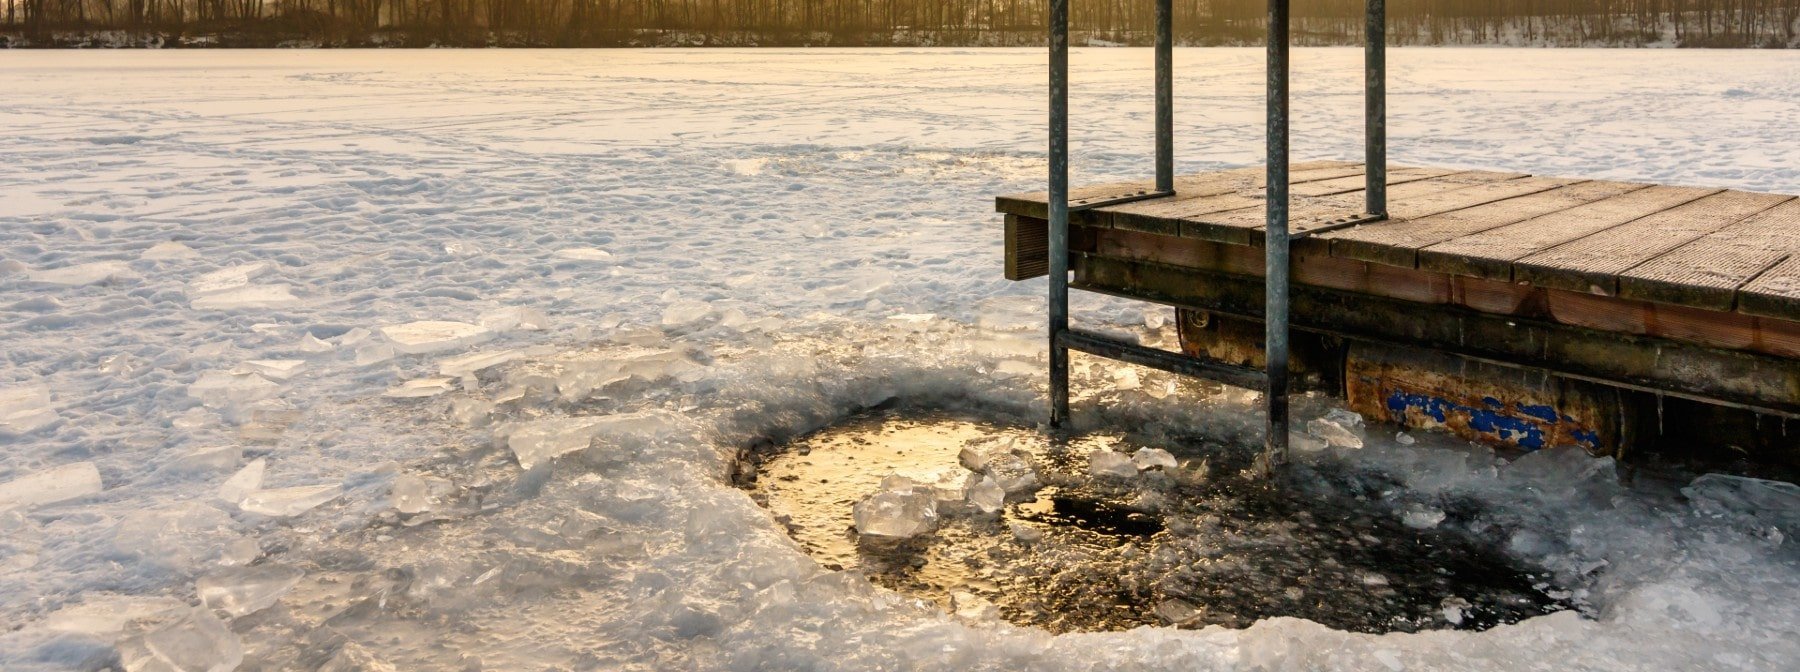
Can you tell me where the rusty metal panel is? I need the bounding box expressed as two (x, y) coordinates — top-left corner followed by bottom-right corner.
(1346, 343), (1623, 455)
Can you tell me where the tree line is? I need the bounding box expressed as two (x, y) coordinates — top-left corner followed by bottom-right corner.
(4, 0), (1798, 47)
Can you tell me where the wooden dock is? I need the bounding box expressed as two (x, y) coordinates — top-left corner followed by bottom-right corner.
(998, 162), (1800, 460)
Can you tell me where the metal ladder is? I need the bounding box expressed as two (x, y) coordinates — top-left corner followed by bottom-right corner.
(1044, 0), (1389, 469)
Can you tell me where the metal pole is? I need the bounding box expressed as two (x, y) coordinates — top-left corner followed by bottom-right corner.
(1365, 0), (1387, 216)
(1155, 0), (1173, 193)
(1264, 0), (1291, 470)
(1048, 0), (1071, 428)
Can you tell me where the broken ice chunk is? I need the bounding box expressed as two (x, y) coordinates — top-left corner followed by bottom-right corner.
(0, 385), (57, 435)
(852, 481), (938, 541)
(196, 564), (304, 617)
(438, 349), (521, 378)
(1088, 450), (1137, 479)
(1306, 416), (1364, 449)
(186, 371), (282, 409)
(161, 445), (241, 475)
(41, 596), (187, 636)
(950, 591), (1000, 622)
(235, 359), (306, 381)
(554, 247), (613, 262)
(189, 261), (275, 295)
(190, 284), (300, 310)
(505, 417), (608, 469)
(966, 476), (1005, 515)
(141, 241), (200, 261)
(661, 300), (714, 327)
(983, 452), (1039, 494)
(1395, 431), (1417, 446)
(137, 607), (243, 672)
(390, 474), (434, 514)
(1402, 506), (1447, 529)
(379, 321), (493, 355)
(1684, 473), (1800, 529)
(297, 333), (334, 354)
(1440, 597), (1471, 625)
(1007, 520), (1043, 544)
(354, 342), (396, 367)
(0, 462), (102, 510)
(382, 378), (457, 399)
(1112, 367), (1141, 391)
(479, 306), (551, 332)
(217, 459), (266, 504)
(1131, 447), (1178, 471)
(238, 484), (340, 517)
(28, 260), (134, 286)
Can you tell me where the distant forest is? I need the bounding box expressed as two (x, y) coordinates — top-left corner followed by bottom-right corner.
(4, 0), (1799, 47)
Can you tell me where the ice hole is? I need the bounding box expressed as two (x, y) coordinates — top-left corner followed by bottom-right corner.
(735, 408), (1579, 634)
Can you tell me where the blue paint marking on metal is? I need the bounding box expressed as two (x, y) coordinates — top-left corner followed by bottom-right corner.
(1382, 390), (1599, 451)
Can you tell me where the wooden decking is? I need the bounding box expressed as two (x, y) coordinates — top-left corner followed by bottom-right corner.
(997, 161), (1800, 323)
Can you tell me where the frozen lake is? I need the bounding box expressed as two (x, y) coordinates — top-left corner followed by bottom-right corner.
(2, 49), (1799, 670)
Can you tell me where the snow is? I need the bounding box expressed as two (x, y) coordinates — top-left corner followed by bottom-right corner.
(1, 48), (1798, 671)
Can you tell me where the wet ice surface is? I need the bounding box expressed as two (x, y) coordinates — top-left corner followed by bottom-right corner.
(2, 49), (1799, 670)
(741, 410), (1572, 634)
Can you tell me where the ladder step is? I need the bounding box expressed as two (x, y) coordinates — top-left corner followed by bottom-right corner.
(1057, 329), (1267, 391)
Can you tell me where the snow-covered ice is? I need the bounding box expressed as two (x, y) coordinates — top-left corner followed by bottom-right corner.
(2, 48), (1799, 671)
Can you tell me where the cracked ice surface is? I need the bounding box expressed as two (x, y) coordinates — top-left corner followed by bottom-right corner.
(1, 49), (1798, 671)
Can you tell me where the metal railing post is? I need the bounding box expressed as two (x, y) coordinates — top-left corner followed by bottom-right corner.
(1264, 0), (1291, 470)
(1048, 0), (1071, 428)
(1155, 0), (1173, 192)
(1365, 0), (1387, 216)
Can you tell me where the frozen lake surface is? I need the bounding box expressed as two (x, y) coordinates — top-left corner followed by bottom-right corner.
(2, 48), (1799, 670)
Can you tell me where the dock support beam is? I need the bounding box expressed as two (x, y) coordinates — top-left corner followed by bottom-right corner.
(1048, 0), (1071, 428)
(1264, 0), (1292, 469)
(1365, 0), (1387, 216)
(1155, 0), (1173, 193)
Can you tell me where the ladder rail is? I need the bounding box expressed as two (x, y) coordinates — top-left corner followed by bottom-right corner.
(1043, 0), (1387, 470)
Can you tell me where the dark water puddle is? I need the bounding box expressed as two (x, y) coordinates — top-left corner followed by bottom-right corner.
(735, 409), (1579, 634)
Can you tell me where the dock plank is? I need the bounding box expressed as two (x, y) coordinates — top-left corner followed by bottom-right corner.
(1415, 185), (1720, 281)
(1325, 180), (1650, 268)
(994, 160), (1357, 220)
(1098, 163), (1368, 235)
(1514, 190), (1793, 295)
(1617, 199), (1800, 310)
(1740, 256), (1800, 322)
(1189, 172), (1550, 246)
(1289, 166), (1462, 198)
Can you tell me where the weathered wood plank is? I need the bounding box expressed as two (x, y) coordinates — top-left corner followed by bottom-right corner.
(1514, 190), (1794, 295)
(1738, 255), (1800, 322)
(1415, 185), (1720, 281)
(1003, 214), (1049, 281)
(1175, 171), (1539, 246)
(1096, 162), (1369, 235)
(1616, 199), (1800, 310)
(1288, 166), (1462, 197)
(993, 160), (1358, 220)
(1325, 180), (1650, 269)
